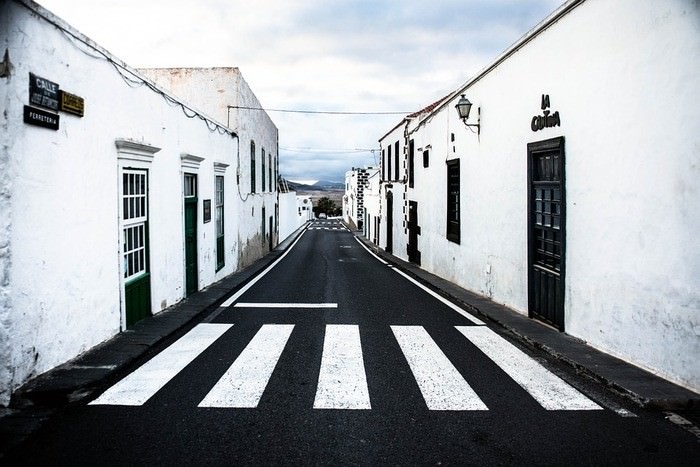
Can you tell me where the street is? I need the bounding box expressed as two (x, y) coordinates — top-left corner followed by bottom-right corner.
(4, 219), (698, 465)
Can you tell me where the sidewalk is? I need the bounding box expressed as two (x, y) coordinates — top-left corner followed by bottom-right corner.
(2, 224), (698, 455)
(351, 232), (699, 411)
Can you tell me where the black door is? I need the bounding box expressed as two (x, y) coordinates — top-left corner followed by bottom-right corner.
(407, 200), (421, 265)
(385, 191), (393, 253)
(528, 137), (565, 330)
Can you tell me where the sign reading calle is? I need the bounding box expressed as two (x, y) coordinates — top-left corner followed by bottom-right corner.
(531, 94), (561, 132)
(29, 72), (59, 111)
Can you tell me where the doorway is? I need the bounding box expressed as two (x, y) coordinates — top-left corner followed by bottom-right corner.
(184, 173), (198, 296)
(385, 191), (393, 253)
(407, 200), (421, 265)
(528, 137), (565, 330)
(122, 169), (151, 327)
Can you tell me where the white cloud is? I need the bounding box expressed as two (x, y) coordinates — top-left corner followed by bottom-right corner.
(37, 0), (562, 181)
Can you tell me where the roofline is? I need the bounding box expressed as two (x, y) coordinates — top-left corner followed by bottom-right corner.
(419, 0), (586, 126)
(14, 0), (238, 138)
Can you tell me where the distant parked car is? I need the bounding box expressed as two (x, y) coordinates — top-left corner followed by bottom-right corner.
(318, 213), (327, 219)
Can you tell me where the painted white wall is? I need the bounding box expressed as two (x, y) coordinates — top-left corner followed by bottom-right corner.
(379, 0), (700, 391)
(0, 0), (272, 405)
(139, 67), (280, 268)
(379, 125), (409, 258)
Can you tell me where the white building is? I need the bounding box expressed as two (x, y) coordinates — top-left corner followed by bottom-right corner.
(377, 0), (700, 392)
(0, 0), (277, 405)
(343, 167), (377, 230)
(139, 67), (280, 266)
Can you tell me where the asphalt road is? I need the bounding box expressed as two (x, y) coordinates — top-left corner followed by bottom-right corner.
(4, 219), (698, 465)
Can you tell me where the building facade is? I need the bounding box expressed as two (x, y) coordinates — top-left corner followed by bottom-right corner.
(376, 0), (700, 392)
(343, 166), (377, 230)
(0, 0), (278, 405)
(139, 67), (280, 267)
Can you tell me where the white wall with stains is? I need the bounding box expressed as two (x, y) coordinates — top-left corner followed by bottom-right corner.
(378, 0), (700, 391)
(0, 0), (273, 405)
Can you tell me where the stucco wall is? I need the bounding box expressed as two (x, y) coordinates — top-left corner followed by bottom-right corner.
(387, 0), (700, 390)
(0, 0), (251, 404)
(139, 68), (280, 268)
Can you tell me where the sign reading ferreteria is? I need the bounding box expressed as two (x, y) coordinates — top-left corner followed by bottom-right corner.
(24, 105), (59, 130)
(59, 90), (85, 117)
(531, 94), (561, 132)
(29, 72), (59, 111)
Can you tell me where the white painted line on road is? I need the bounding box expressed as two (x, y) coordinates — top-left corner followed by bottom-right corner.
(314, 325), (372, 410)
(89, 323), (232, 406)
(234, 302), (338, 309)
(391, 326), (488, 411)
(353, 236), (389, 264)
(198, 324), (294, 408)
(354, 237), (484, 325)
(220, 230), (308, 308)
(391, 268), (485, 326)
(456, 326), (602, 410)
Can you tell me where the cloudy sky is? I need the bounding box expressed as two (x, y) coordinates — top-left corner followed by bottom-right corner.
(37, 0), (562, 183)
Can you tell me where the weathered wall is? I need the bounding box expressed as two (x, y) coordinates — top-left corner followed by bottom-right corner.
(139, 67), (280, 266)
(0, 0), (246, 405)
(387, 0), (700, 391)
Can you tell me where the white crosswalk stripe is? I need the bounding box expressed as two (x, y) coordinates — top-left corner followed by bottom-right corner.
(391, 325), (488, 411)
(90, 323), (232, 406)
(314, 324), (371, 409)
(199, 324), (294, 408)
(91, 324), (603, 412)
(456, 326), (602, 410)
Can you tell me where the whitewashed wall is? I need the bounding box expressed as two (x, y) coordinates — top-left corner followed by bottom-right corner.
(0, 1), (255, 405)
(385, 0), (700, 391)
(379, 125), (408, 256)
(139, 67), (280, 268)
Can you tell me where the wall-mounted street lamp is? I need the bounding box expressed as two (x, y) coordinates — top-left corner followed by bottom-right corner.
(455, 94), (480, 135)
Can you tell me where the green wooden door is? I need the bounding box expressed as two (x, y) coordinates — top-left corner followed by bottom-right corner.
(125, 271), (151, 326)
(185, 197), (198, 295)
(122, 169), (151, 328)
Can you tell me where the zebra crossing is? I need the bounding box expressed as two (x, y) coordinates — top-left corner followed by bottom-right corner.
(90, 323), (602, 412)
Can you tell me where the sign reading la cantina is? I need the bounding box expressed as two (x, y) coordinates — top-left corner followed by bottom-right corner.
(531, 94), (560, 132)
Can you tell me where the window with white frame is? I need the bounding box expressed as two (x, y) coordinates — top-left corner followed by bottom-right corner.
(215, 175), (225, 270)
(123, 169), (148, 280)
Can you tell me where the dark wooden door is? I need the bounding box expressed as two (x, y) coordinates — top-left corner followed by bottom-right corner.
(528, 137), (565, 330)
(385, 191), (393, 253)
(185, 197), (198, 296)
(407, 200), (421, 265)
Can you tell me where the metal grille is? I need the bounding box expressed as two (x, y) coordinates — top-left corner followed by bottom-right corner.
(122, 170), (148, 280)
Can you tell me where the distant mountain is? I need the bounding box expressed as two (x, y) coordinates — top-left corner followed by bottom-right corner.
(284, 179), (344, 192)
(313, 180), (344, 189)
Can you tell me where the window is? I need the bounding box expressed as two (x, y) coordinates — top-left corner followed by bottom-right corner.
(394, 141), (399, 181)
(269, 153), (273, 192)
(215, 176), (225, 271)
(388, 145), (392, 181)
(382, 149), (386, 180)
(183, 173), (197, 198)
(262, 148), (266, 192)
(446, 159), (460, 243)
(123, 170), (148, 280)
(408, 139), (415, 188)
(423, 149), (430, 168)
(250, 141), (256, 193)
